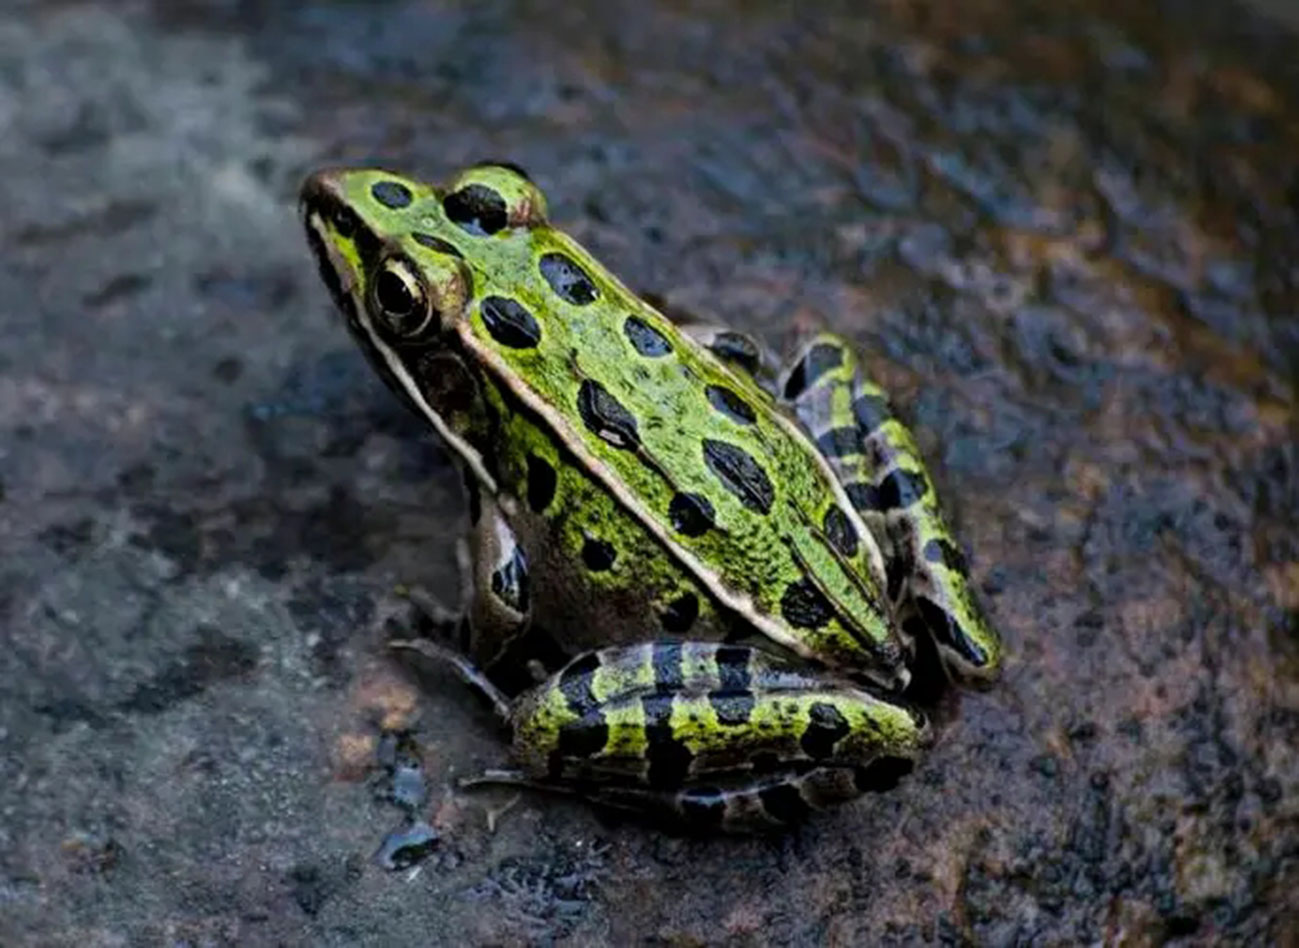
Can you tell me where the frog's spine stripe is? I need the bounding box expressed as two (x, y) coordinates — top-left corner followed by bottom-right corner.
(784, 334), (1002, 680)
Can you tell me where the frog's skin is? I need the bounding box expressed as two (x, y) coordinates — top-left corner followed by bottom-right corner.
(300, 164), (1001, 831)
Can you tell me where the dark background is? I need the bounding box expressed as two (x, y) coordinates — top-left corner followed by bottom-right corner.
(1, 1), (1296, 944)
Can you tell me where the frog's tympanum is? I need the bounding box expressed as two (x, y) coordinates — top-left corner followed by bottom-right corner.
(300, 164), (1001, 831)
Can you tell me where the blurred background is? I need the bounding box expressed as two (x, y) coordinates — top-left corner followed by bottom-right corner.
(1, 1), (1295, 944)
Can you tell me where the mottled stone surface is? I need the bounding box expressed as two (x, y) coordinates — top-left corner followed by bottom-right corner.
(1, 1), (1295, 944)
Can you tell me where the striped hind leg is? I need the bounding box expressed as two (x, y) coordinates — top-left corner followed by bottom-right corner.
(777, 335), (1002, 682)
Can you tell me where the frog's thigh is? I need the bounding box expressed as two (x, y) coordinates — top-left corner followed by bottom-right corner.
(778, 333), (1002, 681)
(508, 641), (929, 830)
(464, 491), (532, 666)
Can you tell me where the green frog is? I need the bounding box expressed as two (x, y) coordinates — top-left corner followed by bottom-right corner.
(300, 163), (1001, 831)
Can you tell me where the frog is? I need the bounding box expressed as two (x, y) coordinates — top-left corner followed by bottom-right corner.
(299, 163), (1001, 831)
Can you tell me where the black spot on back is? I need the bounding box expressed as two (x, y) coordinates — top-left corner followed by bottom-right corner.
(852, 393), (892, 433)
(668, 492), (715, 537)
(411, 232), (463, 258)
(481, 296), (541, 349)
(823, 507), (859, 558)
(642, 692), (693, 789)
(923, 537), (968, 574)
(780, 579), (835, 630)
(490, 546), (530, 614)
(371, 180), (412, 208)
(708, 690), (755, 726)
(558, 652), (601, 716)
(702, 439), (774, 514)
(707, 331), (762, 376)
(624, 315), (672, 356)
(444, 184), (507, 236)
(651, 641), (684, 691)
(800, 702), (850, 759)
(661, 592), (699, 633)
(581, 536), (616, 572)
(526, 454), (557, 512)
(854, 756), (914, 792)
(578, 379), (640, 450)
(705, 385), (757, 425)
(539, 252), (599, 305)
(759, 781), (812, 824)
(816, 426), (862, 458)
(878, 469), (929, 510)
(783, 343), (844, 400)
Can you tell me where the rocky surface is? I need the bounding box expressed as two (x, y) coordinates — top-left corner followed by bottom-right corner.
(1, 1), (1295, 944)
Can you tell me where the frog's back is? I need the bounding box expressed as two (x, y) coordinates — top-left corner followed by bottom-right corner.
(317, 165), (908, 687)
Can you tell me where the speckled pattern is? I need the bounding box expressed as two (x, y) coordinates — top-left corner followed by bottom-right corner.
(0, 0), (1295, 944)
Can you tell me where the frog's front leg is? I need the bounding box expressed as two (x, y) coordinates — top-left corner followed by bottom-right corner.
(778, 334), (1003, 682)
(461, 487), (533, 670)
(430, 641), (930, 832)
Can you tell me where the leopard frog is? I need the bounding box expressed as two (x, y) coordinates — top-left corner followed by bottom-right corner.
(300, 164), (1001, 831)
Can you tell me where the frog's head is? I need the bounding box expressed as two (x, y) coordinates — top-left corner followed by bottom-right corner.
(299, 163), (548, 346)
(301, 164), (549, 488)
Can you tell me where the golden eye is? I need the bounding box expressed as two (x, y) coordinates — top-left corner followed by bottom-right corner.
(372, 258), (432, 338)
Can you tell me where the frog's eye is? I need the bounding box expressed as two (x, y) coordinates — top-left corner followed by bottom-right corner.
(371, 257), (434, 339)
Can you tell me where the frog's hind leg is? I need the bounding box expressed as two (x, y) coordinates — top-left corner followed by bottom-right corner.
(777, 334), (1002, 683)
(499, 641), (930, 831)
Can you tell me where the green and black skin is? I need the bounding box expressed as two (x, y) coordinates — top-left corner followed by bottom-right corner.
(299, 163), (1000, 831)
